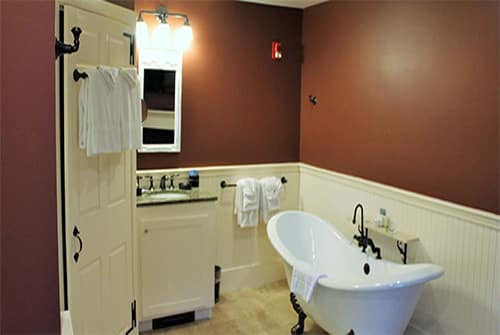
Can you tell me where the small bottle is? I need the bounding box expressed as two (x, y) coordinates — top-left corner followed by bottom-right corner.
(375, 208), (386, 228)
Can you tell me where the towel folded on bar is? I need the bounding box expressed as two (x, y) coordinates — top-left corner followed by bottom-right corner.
(259, 176), (283, 223)
(234, 178), (260, 228)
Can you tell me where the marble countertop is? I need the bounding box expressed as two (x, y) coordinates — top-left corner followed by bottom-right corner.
(136, 190), (218, 207)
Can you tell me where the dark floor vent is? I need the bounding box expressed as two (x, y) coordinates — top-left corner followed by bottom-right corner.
(152, 311), (195, 330)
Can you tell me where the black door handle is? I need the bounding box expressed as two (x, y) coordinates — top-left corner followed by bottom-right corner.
(73, 226), (83, 263)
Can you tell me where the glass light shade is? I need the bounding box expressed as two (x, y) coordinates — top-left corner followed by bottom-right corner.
(152, 22), (171, 48)
(135, 21), (148, 49)
(174, 25), (193, 50)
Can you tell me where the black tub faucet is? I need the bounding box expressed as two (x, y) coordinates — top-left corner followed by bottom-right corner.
(352, 203), (382, 259)
(352, 203), (366, 239)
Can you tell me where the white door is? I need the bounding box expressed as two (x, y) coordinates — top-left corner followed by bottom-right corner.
(63, 5), (136, 334)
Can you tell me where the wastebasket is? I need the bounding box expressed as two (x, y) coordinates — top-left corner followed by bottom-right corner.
(214, 265), (221, 303)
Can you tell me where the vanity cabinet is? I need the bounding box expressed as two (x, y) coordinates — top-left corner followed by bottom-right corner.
(137, 201), (216, 322)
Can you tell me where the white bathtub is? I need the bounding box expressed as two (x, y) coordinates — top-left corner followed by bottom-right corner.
(267, 211), (444, 335)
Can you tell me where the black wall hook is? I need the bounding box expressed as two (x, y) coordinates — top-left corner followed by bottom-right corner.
(73, 69), (88, 82)
(308, 95), (317, 105)
(56, 26), (82, 59)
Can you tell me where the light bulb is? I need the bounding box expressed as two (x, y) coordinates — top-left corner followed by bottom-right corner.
(174, 24), (193, 50)
(135, 20), (148, 49)
(152, 22), (171, 49)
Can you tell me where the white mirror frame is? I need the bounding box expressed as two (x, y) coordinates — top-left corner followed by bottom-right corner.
(138, 48), (182, 153)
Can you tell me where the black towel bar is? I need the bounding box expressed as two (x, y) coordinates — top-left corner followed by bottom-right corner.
(73, 69), (88, 82)
(220, 176), (287, 189)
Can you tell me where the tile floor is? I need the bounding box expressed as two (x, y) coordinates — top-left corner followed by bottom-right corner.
(144, 280), (327, 335)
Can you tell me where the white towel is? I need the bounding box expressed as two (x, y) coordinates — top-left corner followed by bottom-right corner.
(118, 68), (142, 151)
(290, 261), (327, 303)
(79, 66), (121, 156)
(259, 176), (283, 223)
(234, 178), (260, 228)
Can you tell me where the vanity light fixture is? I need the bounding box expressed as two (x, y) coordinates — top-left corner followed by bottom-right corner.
(136, 5), (193, 51)
(135, 14), (148, 49)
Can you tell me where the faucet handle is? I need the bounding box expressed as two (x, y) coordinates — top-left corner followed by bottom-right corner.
(142, 175), (154, 191)
(160, 175), (168, 190)
(167, 173), (179, 189)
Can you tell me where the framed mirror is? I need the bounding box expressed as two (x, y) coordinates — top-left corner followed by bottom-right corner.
(138, 48), (182, 153)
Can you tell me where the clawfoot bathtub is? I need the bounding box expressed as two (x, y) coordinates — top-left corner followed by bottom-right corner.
(267, 211), (443, 335)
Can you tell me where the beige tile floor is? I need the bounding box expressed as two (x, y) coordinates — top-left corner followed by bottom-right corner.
(144, 280), (327, 335)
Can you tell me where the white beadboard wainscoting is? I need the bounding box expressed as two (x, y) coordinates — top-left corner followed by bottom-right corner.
(299, 163), (500, 335)
(137, 163), (299, 293)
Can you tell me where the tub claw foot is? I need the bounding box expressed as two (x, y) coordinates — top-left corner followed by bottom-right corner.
(290, 293), (307, 335)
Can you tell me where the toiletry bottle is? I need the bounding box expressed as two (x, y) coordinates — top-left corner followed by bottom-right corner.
(375, 208), (386, 228)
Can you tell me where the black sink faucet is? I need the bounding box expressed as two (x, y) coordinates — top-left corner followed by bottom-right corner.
(352, 203), (382, 259)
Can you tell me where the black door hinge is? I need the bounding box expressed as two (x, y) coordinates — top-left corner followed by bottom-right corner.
(125, 300), (137, 335)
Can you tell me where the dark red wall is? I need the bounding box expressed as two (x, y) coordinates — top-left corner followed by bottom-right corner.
(301, 1), (500, 214)
(136, 0), (302, 169)
(0, 1), (60, 333)
(106, 0), (134, 10)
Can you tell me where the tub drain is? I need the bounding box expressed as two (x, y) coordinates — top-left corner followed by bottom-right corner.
(363, 263), (370, 275)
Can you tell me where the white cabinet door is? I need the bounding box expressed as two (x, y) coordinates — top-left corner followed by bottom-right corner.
(138, 203), (216, 320)
(63, 4), (136, 334)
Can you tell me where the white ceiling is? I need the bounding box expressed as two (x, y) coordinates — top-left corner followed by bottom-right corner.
(239, 0), (328, 9)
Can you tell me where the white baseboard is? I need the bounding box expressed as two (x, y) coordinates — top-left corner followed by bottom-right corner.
(220, 259), (285, 294)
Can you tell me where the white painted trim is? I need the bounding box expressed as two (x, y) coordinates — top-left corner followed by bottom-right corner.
(300, 163), (500, 231)
(57, 0), (135, 26)
(137, 162), (300, 177)
(220, 259), (285, 294)
(238, 0), (328, 9)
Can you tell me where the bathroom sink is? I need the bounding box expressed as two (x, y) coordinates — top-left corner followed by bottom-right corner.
(148, 192), (190, 201)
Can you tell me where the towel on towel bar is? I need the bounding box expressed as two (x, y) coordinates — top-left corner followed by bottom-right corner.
(118, 68), (142, 151)
(79, 66), (142, 156)
(79, 66), (121, 156)
(291, 261), (327, 303)
(259, 176), (283, 223)
(234, 178), (260, 228)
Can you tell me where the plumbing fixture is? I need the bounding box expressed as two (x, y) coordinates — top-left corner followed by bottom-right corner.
(352, 204), (382, 259)
(146, 176), (154, 191)
(160, 175), (168, 191)
(166, 173), (179, 190)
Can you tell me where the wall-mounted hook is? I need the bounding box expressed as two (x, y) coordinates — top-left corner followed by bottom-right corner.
(55, 26), (82, 60)
(308, 95), (317, 105)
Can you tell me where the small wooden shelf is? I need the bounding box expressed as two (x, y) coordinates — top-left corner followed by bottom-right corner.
(364, 222), (419, 264)
(365, 223), (419, 244)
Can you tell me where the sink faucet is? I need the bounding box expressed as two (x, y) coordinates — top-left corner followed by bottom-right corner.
(160, 175), (168, 191)
(167, 173), (179, 190)
(160, 174), (180, 190)
(146, 176), (154, 192)
(352, 203), (382, 259)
